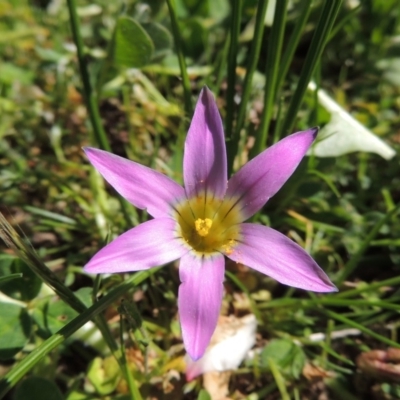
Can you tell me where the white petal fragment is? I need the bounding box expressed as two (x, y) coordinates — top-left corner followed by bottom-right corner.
(308, 81), (395, 160)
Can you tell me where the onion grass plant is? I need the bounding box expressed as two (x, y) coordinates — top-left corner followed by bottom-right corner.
(1, 0), (400, 398)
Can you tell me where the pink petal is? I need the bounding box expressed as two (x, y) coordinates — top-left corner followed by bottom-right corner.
(178, 252), (225, 360)
(226, 128), (318, 220)
(183, 87), (227, 200)
(84, 148), (185, 218)
(227, 223), (336, 292)
(84, 218), (187, 274)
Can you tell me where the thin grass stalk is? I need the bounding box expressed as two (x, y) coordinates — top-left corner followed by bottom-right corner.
(335, 275), (400, 299)
(259, 297), (400, 312)
(166, 0), (192, 115)
(321, 309), (400, 349)
(274, 0), (313, 103)
(250, 0), (289, 159)
(0, 213), (86, 312)
(225, 270), (261, 320)
(272, 95), (285, 143)
(336, 203), (400, 285)
(0, 273), (23, 285)
(0, 213), (152, 388)
(211, 32), (231, 97)
(328, 4), (361, 41)
(225, 0), (243, 139)
(66, 0), (110, 151)
(67, 0), (134, 224)
(228, 0), (269, 175)
(0, 269), (157, 399)
(280, 0), (343, 135)
(268, 358), (290, 400)
(120, 318), (143, 400)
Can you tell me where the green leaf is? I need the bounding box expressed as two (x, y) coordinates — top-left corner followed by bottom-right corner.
(142, 22), (172, 59)
(0, 255), (42, 301)
(291, 346), (306, 379)
(0, 303), (31, 360)
(111, 16), (154, 68)
(0, 63), (34, 85)
(261, 339), (306, 379)
(14, 377), (63, 400)
(74, 287), (93, 308)
(66, 391), (97, 400)
(261, 339), (293, 368)
(45, 299), (79, 334)
(87, 357), (120, 395)
(197, 389), (212, 400)
(0, 273), (22, 286)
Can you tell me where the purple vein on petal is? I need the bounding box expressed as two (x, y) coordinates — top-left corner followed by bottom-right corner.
(226, 223), (337, 292)
(178, 252), (225, 360)
(183, 87), (227, 201)
(84, 218), (188, 274)
(84, 147), (185, 219)
(226, 128), (318, 220)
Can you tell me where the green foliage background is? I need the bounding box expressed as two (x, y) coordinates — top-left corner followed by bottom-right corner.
(1, 0), (400, 398)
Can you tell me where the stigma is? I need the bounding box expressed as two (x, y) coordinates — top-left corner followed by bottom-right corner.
(174, 193), (243, 254)
(195, 218), (213, 236)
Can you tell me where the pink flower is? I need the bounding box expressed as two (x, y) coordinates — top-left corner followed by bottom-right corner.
(83, 87), (336, 360)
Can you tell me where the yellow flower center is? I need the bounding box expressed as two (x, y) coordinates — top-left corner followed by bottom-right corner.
(174, 193), (242, 255)
(194, 218), (213, 236)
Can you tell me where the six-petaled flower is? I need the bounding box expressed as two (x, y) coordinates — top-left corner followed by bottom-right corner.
(83, 87), (336, 360)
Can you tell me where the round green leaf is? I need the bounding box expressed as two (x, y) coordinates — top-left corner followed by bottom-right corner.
(0, 303), (31, 360)
(142, 22), (172, 58)
(261, 338), (294, 369)
(14, 377), (63, 400)
(111, 16), (154, 68)
(0, 255), (42, 301)
(87, 357), (120, 395)
(45, 299), (79, 334)
(261, 339), (306, 379)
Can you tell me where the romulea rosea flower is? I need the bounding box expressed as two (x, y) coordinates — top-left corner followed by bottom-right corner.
(84, 87), (337, 360)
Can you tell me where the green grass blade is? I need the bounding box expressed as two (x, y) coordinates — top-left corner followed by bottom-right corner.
(268, 357), (290, 400)
(228, 0), (269, 174)
(275, 0), (313, 104)
(166, 0), (192, 116)
(0, 269), (157, 399)
(336, 203), (400, 285)
(321, 309), (400, 349)
(225, 0), (243, 139)
(65, 0), (111, 151)
(0, 213), (86, 313)
(281, 0), (343, 135)
(250, 0), (289, 158)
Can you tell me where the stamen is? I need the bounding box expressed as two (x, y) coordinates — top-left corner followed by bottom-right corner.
(195, 218), (213, 237)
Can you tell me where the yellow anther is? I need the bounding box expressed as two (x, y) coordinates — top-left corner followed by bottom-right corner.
(194, 218), (213, 237)
(221, 239), (236, 255)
